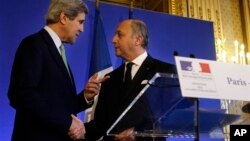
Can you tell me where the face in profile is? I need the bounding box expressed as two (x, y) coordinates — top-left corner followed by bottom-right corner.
(112, 20), (137, 60)
(63, 12), (86, 44)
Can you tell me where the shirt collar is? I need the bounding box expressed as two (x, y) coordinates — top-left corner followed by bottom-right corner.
(44, 26), (62, 50)
(127, 51), (148, 66)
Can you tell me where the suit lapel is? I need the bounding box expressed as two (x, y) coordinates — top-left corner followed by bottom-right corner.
(131, 56), (153, 87)
(121, 56), (154, 104)
(40, 29), (75, 87)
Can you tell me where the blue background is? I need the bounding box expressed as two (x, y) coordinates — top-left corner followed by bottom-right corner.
(0, 0), (220, 140)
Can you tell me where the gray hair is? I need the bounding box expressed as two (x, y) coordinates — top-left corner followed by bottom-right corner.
(130, 19), (149, 49)
(45, 0), (88, 24)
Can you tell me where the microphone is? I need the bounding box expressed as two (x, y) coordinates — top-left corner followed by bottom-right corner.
(173, 51), (179, 56)
(189, 53), (195, 58)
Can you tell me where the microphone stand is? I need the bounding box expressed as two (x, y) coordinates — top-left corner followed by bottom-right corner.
(174, 52), (200, 141)
(194, 98), (200, 141)
(190, 54), (200, 141)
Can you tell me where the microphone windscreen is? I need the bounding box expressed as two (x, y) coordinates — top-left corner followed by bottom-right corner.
(173, 51), (179, 56)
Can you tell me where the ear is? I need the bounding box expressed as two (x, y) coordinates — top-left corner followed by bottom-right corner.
(135, 36), (143, 46)
(59, 12), (68, 25)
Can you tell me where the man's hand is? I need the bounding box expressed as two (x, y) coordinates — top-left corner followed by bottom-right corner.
(68, 114), (85, 140)
(83, 73), (110, 101)
(115, 128), (135, 141)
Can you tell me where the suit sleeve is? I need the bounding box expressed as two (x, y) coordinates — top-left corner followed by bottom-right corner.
(76, 90), (93, 112)
(84, 80), (111, 140)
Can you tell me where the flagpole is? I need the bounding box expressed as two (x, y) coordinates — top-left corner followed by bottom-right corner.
(129, 0), (134, 19)
(96, 0), (99, 9)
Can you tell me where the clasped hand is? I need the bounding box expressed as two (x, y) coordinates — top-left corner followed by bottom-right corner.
(115, 128), (135, 141)
(68, 114), (85, 140)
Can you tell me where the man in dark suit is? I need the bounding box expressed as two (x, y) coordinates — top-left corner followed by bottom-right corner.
(8, 0), (107, 141)
(83, 19), (176, 141)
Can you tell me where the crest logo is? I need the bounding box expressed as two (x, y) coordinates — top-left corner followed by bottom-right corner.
(180, 61), (211, 73)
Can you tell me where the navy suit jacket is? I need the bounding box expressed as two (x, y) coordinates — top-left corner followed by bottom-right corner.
(8, 29), (91, 141)
(84, 56), (176, 141)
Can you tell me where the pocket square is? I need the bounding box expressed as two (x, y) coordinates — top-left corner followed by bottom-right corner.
(141, 80), (148, 85)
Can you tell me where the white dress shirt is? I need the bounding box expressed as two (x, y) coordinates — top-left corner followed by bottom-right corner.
(44, 26), (62, 54)
(125, 51), (148, 79)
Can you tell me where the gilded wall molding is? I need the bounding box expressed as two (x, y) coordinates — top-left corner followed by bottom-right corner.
(168, 1), (250, 140)
(168, 0), (224, 59)
(242, 0), (250, 52)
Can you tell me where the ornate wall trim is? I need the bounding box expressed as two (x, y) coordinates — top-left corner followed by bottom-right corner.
(241, 0), (250, 52)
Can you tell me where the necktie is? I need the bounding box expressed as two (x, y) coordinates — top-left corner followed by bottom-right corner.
(59, 44), (71, 79)
(124, 62), (134, 86)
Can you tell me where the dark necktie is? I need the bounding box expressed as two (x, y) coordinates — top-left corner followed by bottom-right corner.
(124, 62), (134, 86)
(120, 62), (134, 101)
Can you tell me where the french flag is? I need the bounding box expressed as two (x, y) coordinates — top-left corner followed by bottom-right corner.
(85, 7), (113, 121)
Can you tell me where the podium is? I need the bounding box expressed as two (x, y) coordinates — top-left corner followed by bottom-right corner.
(106, 73), (241, 140)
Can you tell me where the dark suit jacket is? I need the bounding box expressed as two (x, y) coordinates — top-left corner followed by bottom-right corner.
(8, 29), (91, 141)
(84, 56), (176, 141)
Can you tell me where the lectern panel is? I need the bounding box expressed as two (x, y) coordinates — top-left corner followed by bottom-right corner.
(107, 73), (240, 139)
